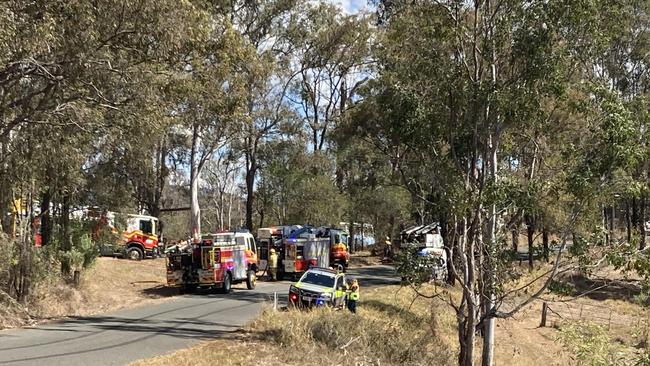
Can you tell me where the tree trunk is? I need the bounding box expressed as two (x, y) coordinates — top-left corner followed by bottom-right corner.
(542, 227), (549, 262)
(609, 205), (615, 245)
(626, 200), (632, 243)
(228, 191), (233, 230)
(40, 190), (52, 246)
(190, 125), (201, 242)
(245, 157), (256, 232)
(60, 194), (71, 276)
(511, 225), (519, 252)
(0, 141), (10, 234)
(441, 215), (455, 285)
(458, 214), (478, 366)
(603, 206), (610, 245)
(153, 139), (167, 218)
(481, 132), (498, 366)
(525, 214), (534, 269)
(640, 194), (646, 250)
(349, 218), (356, 254)
(360, 221), (365, 251)
(633, 197), (639, 238)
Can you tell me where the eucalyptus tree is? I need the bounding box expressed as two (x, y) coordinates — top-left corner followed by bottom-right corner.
(0, 0), (216, 298)
(216, 0), (302, 232)
(355, 1), (633, 365)
(0, 0), (210, 232)
(287, 2), (373, 151)
(256, 136), (346, 227)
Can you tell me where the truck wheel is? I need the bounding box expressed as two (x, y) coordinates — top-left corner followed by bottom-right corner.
(220, 272), (232, 294)
(127, 247), (143, 261)
(246, 270), (256, 290)
(181, 284), (196, 294)
(335, 262), (347, 273)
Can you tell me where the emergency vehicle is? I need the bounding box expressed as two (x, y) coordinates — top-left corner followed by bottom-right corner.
(289, 267), (347, 308)
(256, 226), (286, 272)
(121, 214), (160, 260)
(166, 231), (258, 293)
(282, 234), (331, 278)
(317, 227), (350, 271)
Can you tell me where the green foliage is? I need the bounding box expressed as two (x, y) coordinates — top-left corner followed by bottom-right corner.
(557, 322), (626, 366)
(395, 243), (443, 285)
(548, 279), (576, 297)
(258, 141), (345, 226)
(605, 239), (650, 306)
(49, 220), (100, 272)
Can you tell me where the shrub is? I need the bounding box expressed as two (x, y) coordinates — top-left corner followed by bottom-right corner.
(250, 300), (454, 366)
(557, 322), (626, 366)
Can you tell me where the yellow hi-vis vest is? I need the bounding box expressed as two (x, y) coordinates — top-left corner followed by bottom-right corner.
(348, 286), (360, 301)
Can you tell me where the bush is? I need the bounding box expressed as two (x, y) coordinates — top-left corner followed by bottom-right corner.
(557, 322), (626, 366)
(396, 243), (443, 285)
(250, 300), (454, 366)
(548, 279), (575, 296)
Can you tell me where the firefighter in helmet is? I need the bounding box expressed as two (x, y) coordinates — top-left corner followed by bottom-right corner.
(269, 248), (279, 281)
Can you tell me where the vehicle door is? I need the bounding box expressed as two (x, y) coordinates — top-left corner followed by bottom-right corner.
(258, 238), (269, 271)
(334, 274), (346, 306)
(233, 236), (247, 280)
(247, 236), (257, 265)
(284, 240), (297, 273)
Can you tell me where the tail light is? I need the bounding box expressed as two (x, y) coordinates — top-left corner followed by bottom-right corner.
(290, 293), (298, 302)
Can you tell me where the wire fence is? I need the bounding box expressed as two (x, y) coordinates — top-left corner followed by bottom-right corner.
(540, 301), (639, 330)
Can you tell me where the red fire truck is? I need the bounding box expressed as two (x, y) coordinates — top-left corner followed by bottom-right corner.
(282, 235), (331, 279)
(166, 231), (258, 293)
(257, 226), (287, 273)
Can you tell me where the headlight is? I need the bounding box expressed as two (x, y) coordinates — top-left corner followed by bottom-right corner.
(320, 292), (332, 299)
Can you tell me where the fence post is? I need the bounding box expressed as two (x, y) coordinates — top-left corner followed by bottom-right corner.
(273, 292), (278, 311)
(540, 302), (548, 327)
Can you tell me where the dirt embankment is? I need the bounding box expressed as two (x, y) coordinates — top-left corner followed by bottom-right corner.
(1, 257), (172, 329)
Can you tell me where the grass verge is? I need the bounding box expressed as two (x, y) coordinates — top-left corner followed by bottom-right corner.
(130, 281), (575, 366)
(1, 257), (171, 329)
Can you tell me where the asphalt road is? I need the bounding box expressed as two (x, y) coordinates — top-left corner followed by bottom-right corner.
(0, 265), (397, 366)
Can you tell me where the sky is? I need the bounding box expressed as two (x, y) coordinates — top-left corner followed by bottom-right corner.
(327, 0), (368, 14)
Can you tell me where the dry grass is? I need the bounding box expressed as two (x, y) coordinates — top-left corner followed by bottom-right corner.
(132, 285), (455, 366)
(129, 281), (577, 366)
(0, 257), (171, 329)
(0, 290), (32, 328)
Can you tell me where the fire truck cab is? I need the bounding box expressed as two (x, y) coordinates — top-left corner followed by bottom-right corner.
(122, 214), (160, 260)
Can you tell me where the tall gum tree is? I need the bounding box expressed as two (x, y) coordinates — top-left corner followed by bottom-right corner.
(359, 1), (631, 365)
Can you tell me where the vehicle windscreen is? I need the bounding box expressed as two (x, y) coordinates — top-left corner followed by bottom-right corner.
(301, 272), (335, 288)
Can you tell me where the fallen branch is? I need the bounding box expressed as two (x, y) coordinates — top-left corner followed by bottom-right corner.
(340, 336), (360, 350)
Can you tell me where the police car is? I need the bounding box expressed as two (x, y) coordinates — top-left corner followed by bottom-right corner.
(288, 267), (347, 308)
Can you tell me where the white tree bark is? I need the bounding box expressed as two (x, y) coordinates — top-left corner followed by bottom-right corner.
(190, 124), (201, 242)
